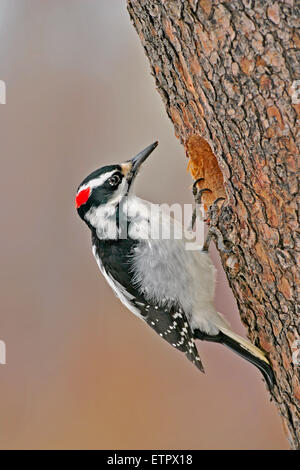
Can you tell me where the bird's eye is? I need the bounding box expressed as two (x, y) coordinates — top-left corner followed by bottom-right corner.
(108, 174), (121, 187)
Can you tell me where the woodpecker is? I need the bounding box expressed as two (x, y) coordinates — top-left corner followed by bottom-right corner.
(76, 142), (274, 390)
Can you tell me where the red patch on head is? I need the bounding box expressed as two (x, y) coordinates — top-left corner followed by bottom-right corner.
(75, 187), (91, 209)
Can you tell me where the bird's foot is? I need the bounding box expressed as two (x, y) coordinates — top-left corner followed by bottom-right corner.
(190, 178), (212, 230)
(205, 197), (225, 225)
(203, 226), (232, 253)
(203, 197), (232, 253)
(192, 178), (212, 205)
(191, 179), (232, 253)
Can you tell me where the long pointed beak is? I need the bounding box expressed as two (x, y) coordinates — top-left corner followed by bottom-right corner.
(130, 141), (158, 173)
(121, 141), (158, 182)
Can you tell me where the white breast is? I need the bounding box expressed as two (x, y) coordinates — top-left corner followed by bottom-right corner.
(126, 197), (222, 334)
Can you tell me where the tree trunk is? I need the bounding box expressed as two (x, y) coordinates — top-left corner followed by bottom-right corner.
(127, 0), (300, 449)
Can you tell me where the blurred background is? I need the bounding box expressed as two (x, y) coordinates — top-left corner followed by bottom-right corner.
(0, 0), (288, 449)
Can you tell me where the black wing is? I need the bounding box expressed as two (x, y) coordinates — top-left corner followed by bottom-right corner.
(141, 302), (204, 372)
(92, 235), (204, 372)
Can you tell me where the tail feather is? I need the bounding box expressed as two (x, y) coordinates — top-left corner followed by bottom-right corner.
(194, 326), (275, 390)
(218, 326), (269, 364)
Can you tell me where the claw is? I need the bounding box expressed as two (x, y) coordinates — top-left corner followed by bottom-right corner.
(192, 178), (205, 196)
(203, 226), (232, 253)
(207, 196), (226, 226)
(192, 178), (213, 204)
(195, 188), (212, 205)
(191, 179), (213, 230)
(213, 197), (225, 206)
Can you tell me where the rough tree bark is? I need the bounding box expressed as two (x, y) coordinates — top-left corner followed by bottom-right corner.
(127, 0), (300, 449)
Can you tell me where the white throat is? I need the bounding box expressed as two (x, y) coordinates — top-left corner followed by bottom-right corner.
(85, 194), (152, 241)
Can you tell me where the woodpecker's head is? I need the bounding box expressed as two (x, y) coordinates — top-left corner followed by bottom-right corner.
(75, 142), (158, 224)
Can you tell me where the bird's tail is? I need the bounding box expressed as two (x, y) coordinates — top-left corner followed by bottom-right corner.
(194, 326), (275, 390)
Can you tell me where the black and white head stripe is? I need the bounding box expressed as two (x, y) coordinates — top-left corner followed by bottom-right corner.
(76, 164), (130, 213)
(77, 169), (117, 193)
